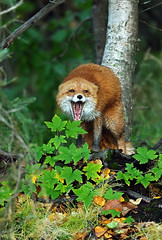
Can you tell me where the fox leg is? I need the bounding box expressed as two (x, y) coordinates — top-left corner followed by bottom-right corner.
(104, 104), (126, 153)
(93, 116), (103, 152)
(76, 134), (84, 148)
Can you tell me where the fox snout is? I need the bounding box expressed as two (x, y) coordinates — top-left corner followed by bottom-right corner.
(72, 94), (86, 103)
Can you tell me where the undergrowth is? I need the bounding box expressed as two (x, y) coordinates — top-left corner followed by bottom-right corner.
(0, 115), (161, 239)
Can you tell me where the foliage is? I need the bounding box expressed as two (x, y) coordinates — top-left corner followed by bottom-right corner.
(0, 115), (161, 239)
(0, 181), (14, 206)
(132, 52), (162, 144)
(22, 115), (101, 209)
(0, 49), (44, 152)
(2, 0), (94, 121)
(117, 147), (162, 188)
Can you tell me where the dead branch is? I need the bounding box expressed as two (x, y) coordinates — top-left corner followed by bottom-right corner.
(126, 189), (152, 203)
(0, 0), (65, 49)
(0, 0), (23, 16)
(152, 138), (162, 151)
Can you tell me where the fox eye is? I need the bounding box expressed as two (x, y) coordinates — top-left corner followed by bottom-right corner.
(83, 90), (88, 93)
(69, 89), (75, 92)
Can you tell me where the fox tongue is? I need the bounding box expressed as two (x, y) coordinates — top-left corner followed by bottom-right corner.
(72, 102), (83, 121)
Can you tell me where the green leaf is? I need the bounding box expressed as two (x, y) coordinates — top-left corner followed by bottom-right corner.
(45, 115), (67, 132)
(0, 181), (14, 206)
(54, 143), (87, 164)
(38, 183), (60, 199)
(133, 147), (158, 164)
(152, 159), (162, 180)
(123, 216), (135, 225)
(53, 146), (73, 163)
(135, 173), (155, 188)
(44, 156), (58, 167)
(39, 169), (58, 188)
(83, 162), (102, 180)
(49, 135), (67, 149)
(55, 182), (67, 193)
(125, 163), (143, 180)
(42, 143), (55, 154)
(65, 120), (87, 139)
(81, 142), (90, 161)
(104, 188), (123, 200)
(59, 167), (83, 185)
(34, 146), (44, 162)
(102, 209), (121, 218)
(107, 221), (119, 229)
(73, 182), (95, 209)
(116, 171), (130, 186)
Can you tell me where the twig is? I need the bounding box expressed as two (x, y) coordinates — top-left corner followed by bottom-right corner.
(0, 0), (65, 49)
(152, 138), (162, 151)
(87, 221), (97, 240)
(0, 149), (22, 160)
(126, 189), (152, 203)
(139, 2), (162, 14)
(139, 20), (162, 32)
(0, 0), (23, 16)
(52, 16), (91, 61)
(0, 113), (29, 153)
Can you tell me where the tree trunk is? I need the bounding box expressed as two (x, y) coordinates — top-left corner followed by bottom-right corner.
(102, 0), (138, 141)
(92, 0), (108, 64)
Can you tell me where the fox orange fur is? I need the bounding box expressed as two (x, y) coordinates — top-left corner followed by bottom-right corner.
(56, 63), (128, 153)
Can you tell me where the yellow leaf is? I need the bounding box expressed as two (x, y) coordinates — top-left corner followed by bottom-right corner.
(54, 171), (64, 183)
(104, 232), (113, 239)
(119, 196), (125, 202)
(102, 168), (111, 179)
(153, 196), (161, 199)
(93, 196), (106, 206)
(31, 175), (37, 183)
(95, 226), (107, 238)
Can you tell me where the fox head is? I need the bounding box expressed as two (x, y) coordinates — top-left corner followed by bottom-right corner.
(56, 78), (100, 121)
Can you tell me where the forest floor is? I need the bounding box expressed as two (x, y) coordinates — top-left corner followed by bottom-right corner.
(0, 139), (162, 240)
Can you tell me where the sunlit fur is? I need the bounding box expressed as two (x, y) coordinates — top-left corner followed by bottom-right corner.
(57, 63), (134, 154)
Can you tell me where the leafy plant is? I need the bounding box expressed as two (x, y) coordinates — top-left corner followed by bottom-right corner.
(0, 181), (14, 206)
(21, 115), (101, 208)
(117, 147), (161, 188)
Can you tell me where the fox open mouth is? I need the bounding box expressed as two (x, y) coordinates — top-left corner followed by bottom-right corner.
(71, 101), (84, 121)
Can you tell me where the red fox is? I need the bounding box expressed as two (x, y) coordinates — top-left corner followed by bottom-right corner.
(56, 63), (133, 154)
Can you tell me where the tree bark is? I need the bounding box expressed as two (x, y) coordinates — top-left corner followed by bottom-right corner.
(92, 0), (108, 64)
(102, 0), (138, 141)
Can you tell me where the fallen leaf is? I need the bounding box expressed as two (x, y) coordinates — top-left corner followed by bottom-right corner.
(75, 231), (86, 240)
(94, 159), (103, 165)
(95, 226), (107, 238)
(121, 202), (137, 216)
(129, 198), (142, 205)
(104, 232), (112, 238)
(113, 217), (126, 223)
(93, 196), (106, 206)
(101, 219), (111, 225)
(119, 196), (125, 202)
(102, 168), (111, 179)
(104, 199), (123, 212)
(120, 233), (129, 239)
